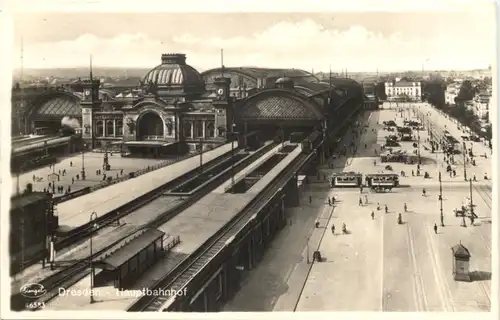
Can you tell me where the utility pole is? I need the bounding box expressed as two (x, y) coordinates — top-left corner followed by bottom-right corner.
(462, 141), (467, 181)
(199, 137), (204, 174)
(439, 172), (444, 226)
(469, 178), (477, 218)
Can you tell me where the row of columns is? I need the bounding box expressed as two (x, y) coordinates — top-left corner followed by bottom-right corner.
(185, 120), (215, 139)
(95, 120), (122, 137)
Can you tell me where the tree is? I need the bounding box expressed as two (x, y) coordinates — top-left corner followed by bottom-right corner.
(457, 80), (474, 101)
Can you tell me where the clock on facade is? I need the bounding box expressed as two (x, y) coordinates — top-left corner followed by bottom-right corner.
(84, 89), (91, 98)
(216, 88), (224, 96)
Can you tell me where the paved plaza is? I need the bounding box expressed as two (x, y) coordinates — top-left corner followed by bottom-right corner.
(11, 152), (164, 196)
(223, 107), (492, 312)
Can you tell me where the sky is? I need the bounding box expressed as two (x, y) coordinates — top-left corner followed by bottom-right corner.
(11, 8), (497, 72)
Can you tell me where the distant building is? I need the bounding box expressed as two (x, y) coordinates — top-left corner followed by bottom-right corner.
(472, 88), (492, 123)
(445, 83), (461, 105)
(385, 80), (421, 101)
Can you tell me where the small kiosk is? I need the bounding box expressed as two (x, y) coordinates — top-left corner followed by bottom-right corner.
(451, 243), (471, 282)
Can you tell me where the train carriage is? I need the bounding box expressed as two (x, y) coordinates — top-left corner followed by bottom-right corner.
(330, 172), (363, 188)
(365, 173), (400, 188)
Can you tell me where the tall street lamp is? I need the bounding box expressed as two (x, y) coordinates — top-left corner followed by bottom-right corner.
(81, 141), (86, 180)
(438, 172), (444, 227)
(89, 211), (99, 303)
(417, 127), (421, 164)
(199, 137), (204, 174)
(230, 123), (238, 192)
(462, 141), (467, 181)
(469, 178), (477, 219)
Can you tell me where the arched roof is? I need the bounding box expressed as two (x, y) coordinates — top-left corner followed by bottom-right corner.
(33, 94), (81, 119)
(201, 67), (319, 84)
(239, 89), (324, 121)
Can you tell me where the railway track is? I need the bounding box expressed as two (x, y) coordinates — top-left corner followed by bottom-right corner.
(12, 142), (278, 311)
(128, 152), (310, 312)
(54, 150), (237, 251)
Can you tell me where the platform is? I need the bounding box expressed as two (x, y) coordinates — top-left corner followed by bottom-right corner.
(11, 151), (164, 196)
(12, 136), (71, 154)
(44, 142), (304, 310)
(213, 142), (286, 194)
(56, 142), (238, 229)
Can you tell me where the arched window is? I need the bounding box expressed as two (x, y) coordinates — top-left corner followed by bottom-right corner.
(184, 122), (192, 138)
(217, 126), (226, 138)
(106, 120), (114, 136)
(95, 121), (104, 136)
(206, 122), (215, 138)
(116, 120), (123, 136)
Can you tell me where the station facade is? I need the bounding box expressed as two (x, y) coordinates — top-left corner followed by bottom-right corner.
(14, 53), (365, 159)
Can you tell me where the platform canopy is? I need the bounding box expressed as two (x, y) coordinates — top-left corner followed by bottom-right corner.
(124, 141), (174, 148)
(96, 228), (165, 270)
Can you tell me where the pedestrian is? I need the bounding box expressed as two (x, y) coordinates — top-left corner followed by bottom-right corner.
(385, 205), (388, 213)
(328, 198), (331, 206)
(433, 223), (438, 234)
(309, 195), (312, 204)
(412, 170), (415, 176)
(422, 188), (426, 197)
(404, 203), (407, 212)
(331, 196), (336, 204)
(473, 174), (476, 182)
(371, 211), (375, 220)
(331, 224), (335, 234)
(364, 195), (368, 204)
(377, 202), (380, 210)
(359, 197), (363, 206)
(70, 161), (73, 167)
(32, 174), (35, 181)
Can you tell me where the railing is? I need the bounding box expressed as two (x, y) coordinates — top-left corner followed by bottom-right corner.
(164, 236), (181, 252)
(143, 135), (165, 140)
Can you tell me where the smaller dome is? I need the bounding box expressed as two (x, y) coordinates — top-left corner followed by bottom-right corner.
(275, 77), (294, 89)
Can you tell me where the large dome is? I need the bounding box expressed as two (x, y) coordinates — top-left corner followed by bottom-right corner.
(143, 53), (205, 96)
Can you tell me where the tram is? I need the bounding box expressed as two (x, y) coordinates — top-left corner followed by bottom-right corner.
(330, 172), (363, 188)
(365, 173), (400, 187)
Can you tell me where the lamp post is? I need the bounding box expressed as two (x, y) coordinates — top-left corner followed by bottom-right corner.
(89, 211), (98, 304)
(199, 137), (204, 174)
(469, 178), (476, 219)
(438, 172), (444, 227)
(81, 141), (86, 180)
(230, 123), (238, 192)
(103, 141), (109, 171)
(416, 125), (421, 164)
(462, 141), (467, 181)
(306, 235), (310, 264)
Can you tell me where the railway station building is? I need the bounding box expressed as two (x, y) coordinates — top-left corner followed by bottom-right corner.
(13, 53), (365, 159)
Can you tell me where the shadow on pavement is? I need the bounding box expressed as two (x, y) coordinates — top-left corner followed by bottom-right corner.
(469, 271), (492, 282)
